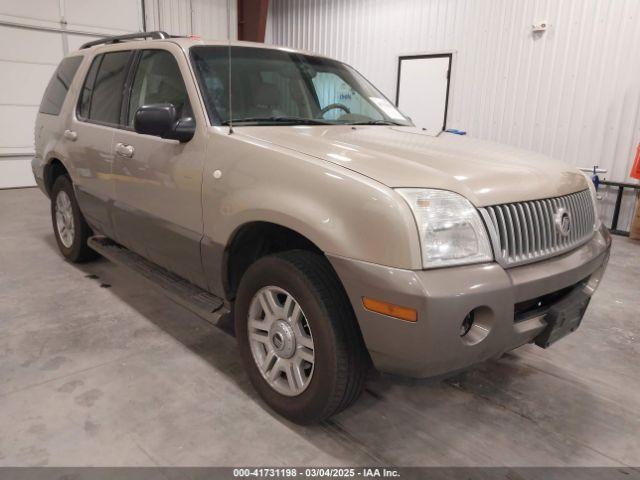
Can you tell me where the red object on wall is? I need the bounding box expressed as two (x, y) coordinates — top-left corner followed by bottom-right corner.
(237, 0), (269, 43)
(632, 143), (640, 180)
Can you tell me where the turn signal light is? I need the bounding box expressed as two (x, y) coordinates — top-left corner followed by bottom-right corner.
(362, 297), (417, 322)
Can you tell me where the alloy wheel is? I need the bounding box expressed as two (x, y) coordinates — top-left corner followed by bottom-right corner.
(247, 286), (315, 396)
(55, 191), (75, 248)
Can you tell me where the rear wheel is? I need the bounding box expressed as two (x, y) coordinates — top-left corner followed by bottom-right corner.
(235, 250), (369, 423)
(51, 175), (98, 263)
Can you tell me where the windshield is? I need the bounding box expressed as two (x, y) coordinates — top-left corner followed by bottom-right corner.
(190, 46), (412, 126)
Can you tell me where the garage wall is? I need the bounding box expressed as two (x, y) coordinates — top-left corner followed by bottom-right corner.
(144, 0), (236, 39)
(0, 0), (235, 189)
(266, 0), (640, 232)
(0, 0), (143, 189)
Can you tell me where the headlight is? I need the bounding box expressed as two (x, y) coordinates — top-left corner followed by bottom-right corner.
(396, 189), (493, 269)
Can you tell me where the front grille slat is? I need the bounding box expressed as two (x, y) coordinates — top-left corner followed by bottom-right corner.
(487, 207), (503, 258)
(546, 199), (556, 250)
(517, 204), (528, 258)
(582, 191), (590, 236)
(570, 195), (580, 242)
(496, 206), (509, 258)
(510, 204), (523, 260)
(582, 191), (592, 237)
(528, 203), (537, 254)
(483, 189), (595, 267)
(568, 195), (576, 242)
(561, 196), (571, 246)
(503, 205), (516, 259)
(542, 199), (551, 251)
(535, 201), (548, 253)
(551, 197), (563, 248)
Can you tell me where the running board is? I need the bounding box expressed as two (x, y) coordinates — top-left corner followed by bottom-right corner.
(88, 236), (230, 327)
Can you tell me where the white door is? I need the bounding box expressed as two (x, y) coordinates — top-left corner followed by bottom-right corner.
(396, 55), (451, 135)
(0, 0), (143, 188)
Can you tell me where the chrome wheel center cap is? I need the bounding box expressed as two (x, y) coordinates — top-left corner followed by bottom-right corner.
(269, 320), (296, 359)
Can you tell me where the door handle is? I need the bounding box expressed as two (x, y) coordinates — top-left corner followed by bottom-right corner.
(115, 142), (135, 158)
(63, 129), (77, 141)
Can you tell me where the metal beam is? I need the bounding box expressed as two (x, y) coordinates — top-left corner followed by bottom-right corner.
(0, 19), (110, 38)
(237, 0), (269, 42)
(0, 153), (35, 158)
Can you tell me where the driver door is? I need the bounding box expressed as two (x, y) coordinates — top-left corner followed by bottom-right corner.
(111, 46), (207, 288)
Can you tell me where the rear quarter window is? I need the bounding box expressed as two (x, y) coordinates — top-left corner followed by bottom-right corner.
(39, 56), (83, 115)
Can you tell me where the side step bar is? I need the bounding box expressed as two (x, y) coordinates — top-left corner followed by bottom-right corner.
(88, 236), (231, 327)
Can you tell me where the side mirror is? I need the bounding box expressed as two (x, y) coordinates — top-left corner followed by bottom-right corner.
(134, 103), (195, 143)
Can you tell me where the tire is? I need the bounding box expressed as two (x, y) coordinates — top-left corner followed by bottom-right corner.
(235, 250), (369, 424)
(50, 175), (98, 263)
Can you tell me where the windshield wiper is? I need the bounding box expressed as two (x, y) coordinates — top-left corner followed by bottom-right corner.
(222, 116), (331, 125)
(345, 120), (404, 126)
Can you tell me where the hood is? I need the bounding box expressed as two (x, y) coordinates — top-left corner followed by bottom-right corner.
(237, 125), (588, 207)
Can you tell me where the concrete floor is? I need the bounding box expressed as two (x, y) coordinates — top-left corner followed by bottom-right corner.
(0, 187), (639, 467)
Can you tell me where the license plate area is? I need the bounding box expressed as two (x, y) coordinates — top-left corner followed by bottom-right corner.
(534, 288), (591, 348)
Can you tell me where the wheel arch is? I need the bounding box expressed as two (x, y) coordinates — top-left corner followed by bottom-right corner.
(222, 220), (327, 301)
(43, 157), (71, 196)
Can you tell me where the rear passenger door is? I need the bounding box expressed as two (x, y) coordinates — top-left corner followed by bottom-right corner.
(111, 46), (207, 288)
(68, 50), (133, 238)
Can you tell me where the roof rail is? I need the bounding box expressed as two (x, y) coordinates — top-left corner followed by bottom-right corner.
(80, 31), (173, 50)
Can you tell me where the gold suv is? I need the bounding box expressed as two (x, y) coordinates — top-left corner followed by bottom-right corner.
(33, 32), (611, 423)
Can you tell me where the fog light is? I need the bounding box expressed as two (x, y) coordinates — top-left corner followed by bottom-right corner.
(460, 312), (474, 337)
(459, 307), (493, 346)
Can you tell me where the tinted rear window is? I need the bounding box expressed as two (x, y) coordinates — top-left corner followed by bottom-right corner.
(77, 51), (131, 125)
(39, 56), (83, 115)
(77, 55), (101, 120)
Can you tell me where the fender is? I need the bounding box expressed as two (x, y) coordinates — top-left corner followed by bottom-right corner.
(200, 131), (423, 297)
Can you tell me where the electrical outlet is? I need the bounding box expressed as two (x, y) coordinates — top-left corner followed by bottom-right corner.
(532, 21), (549, 32)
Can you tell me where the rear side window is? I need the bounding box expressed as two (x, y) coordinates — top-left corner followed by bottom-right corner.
(77, 51), (131, 125)
(39, 56), (83, 115)
(77, 55), (101, 119)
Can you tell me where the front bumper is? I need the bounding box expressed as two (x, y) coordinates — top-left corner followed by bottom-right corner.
(329, 225), (611, 378)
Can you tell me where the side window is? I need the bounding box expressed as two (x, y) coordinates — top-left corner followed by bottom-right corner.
(77, 50), (131, 125)
(77, 55), (101, 119)
(39, 56), (83, 115)
(127, 49), (191, 126)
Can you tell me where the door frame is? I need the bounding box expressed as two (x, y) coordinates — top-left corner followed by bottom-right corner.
(395, 52), (453, 132)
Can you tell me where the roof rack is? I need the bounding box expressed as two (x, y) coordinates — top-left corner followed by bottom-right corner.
(80, 31), (174, 50)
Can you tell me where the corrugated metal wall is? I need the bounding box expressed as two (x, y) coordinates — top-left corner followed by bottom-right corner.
(144, 0), (236, 39)
(266, 0), (640, 231)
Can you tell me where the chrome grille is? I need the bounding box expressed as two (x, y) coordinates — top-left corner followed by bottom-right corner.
(482, 190), (596, 267)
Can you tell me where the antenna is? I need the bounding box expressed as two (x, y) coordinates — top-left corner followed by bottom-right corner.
(227, 0), (234, 134)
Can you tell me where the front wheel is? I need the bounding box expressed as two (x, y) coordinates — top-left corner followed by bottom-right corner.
(51, 175), (98, 263)
(235, 250), (369, 423)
